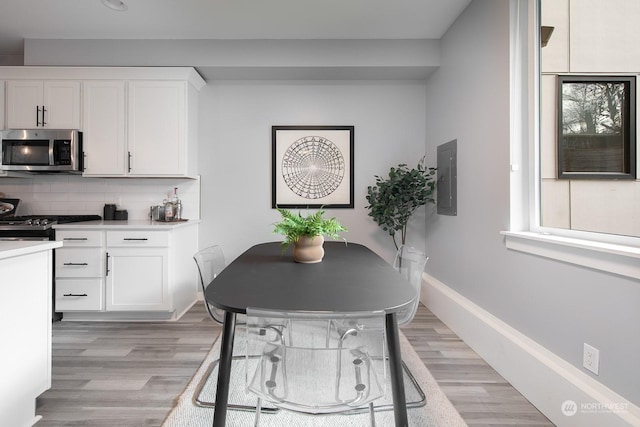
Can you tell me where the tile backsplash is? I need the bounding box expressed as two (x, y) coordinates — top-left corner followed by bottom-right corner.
(0, 175), (201, 220)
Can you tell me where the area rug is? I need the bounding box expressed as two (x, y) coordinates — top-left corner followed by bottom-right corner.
(162, 330), (467, 426)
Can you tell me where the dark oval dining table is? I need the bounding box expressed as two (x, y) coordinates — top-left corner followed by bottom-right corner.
(205, 241), (417, 427)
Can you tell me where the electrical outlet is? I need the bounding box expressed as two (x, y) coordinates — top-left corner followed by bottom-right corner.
(583, 343), (600, 375)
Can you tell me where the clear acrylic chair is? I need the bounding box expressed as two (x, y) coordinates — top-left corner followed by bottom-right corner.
(192, 246), (277, 413)
(245, 308), (387, 427)
(193, 245), (226, 323)
(327, 245), (429, 412)
(393, 245), (429, 326)
(389, 245), (429, 407)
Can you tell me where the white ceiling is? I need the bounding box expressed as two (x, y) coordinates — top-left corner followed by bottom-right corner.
(0, 0), (471, 55)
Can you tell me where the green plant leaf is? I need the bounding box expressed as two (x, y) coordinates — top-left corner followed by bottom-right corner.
(273, 207), (347, 248)
(365, 156), (437, 249)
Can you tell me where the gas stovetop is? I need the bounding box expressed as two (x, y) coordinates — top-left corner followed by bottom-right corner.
(0, 215), (102, 231)
(0, 218), (56, 231)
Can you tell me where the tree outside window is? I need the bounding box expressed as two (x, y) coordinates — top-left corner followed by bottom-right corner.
(557, 75), (636, 179)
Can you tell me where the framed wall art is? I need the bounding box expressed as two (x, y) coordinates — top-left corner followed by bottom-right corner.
(272, 125), (354, 209)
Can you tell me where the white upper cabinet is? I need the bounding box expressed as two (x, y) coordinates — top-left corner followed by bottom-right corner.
(6, 80), (80, 129)
(127, 81), (188, 176)
(0, 67), (205, 178)
(84, 79), (199, 177)
(82, 81), (127, 176)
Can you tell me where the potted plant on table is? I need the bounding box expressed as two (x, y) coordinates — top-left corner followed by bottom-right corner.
(273, 208), (347, 263)
(366, 156), (436, 250)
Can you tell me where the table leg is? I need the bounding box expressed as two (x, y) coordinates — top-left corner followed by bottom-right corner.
(386, 312), (409, 427)
(212, 311), (237, 427)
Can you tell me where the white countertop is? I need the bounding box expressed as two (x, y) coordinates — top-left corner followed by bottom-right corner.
(53, 219), (200, 230)
(0, 240), (63, 260)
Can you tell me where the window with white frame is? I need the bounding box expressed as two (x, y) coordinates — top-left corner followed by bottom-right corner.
(539, 0), (640, 239)
(503, 0), (640, 281)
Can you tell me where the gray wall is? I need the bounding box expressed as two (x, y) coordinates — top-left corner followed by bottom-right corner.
(424, 0), (640, 405)
(198, 81), (428, 263)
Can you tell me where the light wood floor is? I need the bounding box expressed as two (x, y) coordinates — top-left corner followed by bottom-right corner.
(36, 303), (553, 426)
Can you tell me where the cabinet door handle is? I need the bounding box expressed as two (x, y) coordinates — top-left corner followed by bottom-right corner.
(63, 293), (88, 297)
(128, 151), (132, 172)
(63, 237), (88, 241)
(106, 252), (110, 276)
(63, 262), (88, 266)
(123, 238), (148, 241)
(36, 106), (41, 127)
(41, 105), (47, 126)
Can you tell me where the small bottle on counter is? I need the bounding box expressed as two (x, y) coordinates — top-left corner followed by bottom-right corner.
(173, 187), (182, 220)
(164, 194), (175, 221)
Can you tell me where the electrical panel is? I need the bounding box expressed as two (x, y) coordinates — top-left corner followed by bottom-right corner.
(437, 139), (457, 216)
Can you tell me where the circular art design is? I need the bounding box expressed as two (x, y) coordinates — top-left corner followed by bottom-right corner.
(281, 136), (345, 199)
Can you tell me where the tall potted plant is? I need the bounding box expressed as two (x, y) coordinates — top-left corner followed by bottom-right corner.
(366, 157), (436, 250)
(273, 208), (347, 263)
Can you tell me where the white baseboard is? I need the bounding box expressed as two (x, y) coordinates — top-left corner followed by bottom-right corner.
(421, 273), (640, 427)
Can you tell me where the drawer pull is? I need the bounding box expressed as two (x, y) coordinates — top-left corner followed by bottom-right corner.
(63, 262), (89, 266)
(63, 293), (88, 297)
(63, 237), (89, 241)
(123, 238), (148, 241)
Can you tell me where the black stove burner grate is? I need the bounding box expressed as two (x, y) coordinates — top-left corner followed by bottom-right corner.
(6, 214), (102, 224)
(52, 214), (102, 224)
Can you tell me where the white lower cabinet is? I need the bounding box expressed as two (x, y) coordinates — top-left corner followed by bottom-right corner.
(106, 248), (168, 311)
(56, 279), (104, 311)
(55, 231), (104, 312)
(55, 224), (198, 320)
(56, 248), (103, 278)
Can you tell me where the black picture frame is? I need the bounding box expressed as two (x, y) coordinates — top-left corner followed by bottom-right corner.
(557, 75), (636, 179)
(272, 125), (354, 209)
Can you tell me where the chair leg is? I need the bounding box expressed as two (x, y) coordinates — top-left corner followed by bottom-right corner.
(331, 326), (426, 414)
(342, 359), (426, 415)
(254, 398), (263, 427)
(401, 359), (427, 409)
(192, 356), (280, 413)
(368, 401), (376, 427)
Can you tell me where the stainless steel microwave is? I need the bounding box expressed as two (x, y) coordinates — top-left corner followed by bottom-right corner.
(1, 129), (83, 173)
